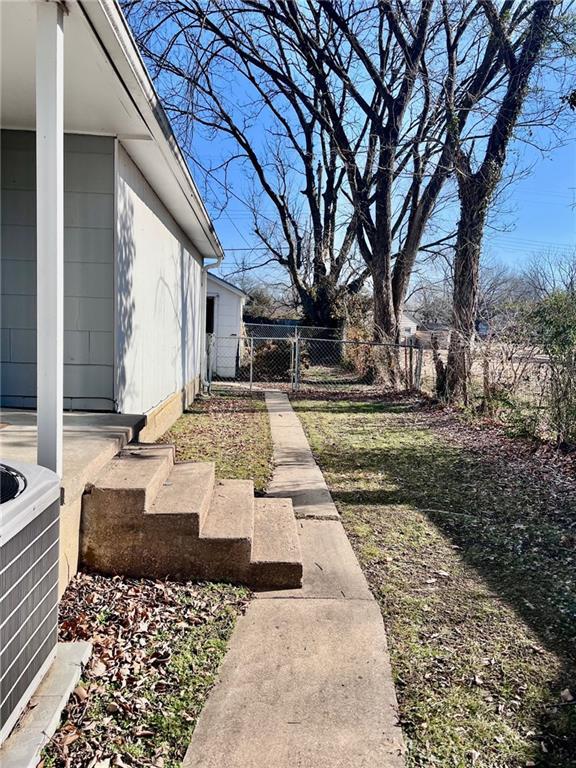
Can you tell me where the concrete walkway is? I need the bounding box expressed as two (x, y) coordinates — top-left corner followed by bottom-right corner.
(183, 391), (405, 768)
(265, 392), (339, 520)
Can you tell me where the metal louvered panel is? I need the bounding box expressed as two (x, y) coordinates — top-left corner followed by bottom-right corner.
(0, 497), (60, 744)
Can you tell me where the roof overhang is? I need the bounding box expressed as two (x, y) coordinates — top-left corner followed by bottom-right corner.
(207, 272), (248, 299)
(0, 0), (223, 262)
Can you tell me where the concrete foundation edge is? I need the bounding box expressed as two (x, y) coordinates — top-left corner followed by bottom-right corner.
(137, 378), (200, 443)
(0, 641), (92, 768)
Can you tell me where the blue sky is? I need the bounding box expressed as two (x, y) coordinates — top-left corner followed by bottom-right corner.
(186, 70), (576, 285)
(482, 138), (575, 267)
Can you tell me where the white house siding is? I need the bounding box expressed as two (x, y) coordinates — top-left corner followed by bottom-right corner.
(207, 276), (244, 378)
(0, 130), (115, 410)
(399, 314), (418, 341)
(116, 144), (203, 416)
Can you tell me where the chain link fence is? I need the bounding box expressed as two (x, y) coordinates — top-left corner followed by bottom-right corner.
(206, 333), (423, 394)
(206, 332), (555, 401)
(244, 322), (341, 340)
(416, 342), (560, 439)
(207, 330), (567, 441)
(416, 344), (553, 403)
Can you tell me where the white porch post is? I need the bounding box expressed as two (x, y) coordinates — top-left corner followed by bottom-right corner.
(36, 1), (64, 476)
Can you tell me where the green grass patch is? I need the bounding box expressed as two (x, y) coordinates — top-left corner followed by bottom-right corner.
(294, 396), (576, 767)
(158, 389), (273, 493)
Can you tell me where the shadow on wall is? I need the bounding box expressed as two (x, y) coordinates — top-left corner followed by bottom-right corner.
(114, 144), (203, 415)
(156, 254), (187, 404)
(180, 243), (189, 401)
(149, 100), (202, 401)
(115, 183), (135, 412)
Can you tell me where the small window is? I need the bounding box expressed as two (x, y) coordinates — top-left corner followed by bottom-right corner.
(206, 297), (215, 334)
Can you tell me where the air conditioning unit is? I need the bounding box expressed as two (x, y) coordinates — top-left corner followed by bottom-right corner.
(0, 461), (60, 745)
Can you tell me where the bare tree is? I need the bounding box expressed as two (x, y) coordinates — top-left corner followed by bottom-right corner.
(125, 1), (487, 355)
(255, 1), (533, 348)
(477, 259), (534, 322)
(125, 0), (368, 328)
(125, 0), (570, 388)
(444, 0), (569, 402)
(524, 247), (576, 298)
(409, 263), (454, 327)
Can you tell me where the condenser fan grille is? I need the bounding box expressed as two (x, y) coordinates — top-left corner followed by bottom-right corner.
(0, 464), (27, 504)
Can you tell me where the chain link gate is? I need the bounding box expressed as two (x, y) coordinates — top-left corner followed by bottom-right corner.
(207, 332), (424, 394)
(206, 334), (299, 392)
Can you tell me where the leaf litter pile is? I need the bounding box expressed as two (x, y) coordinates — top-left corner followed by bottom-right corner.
(158, 390), (272, 494)
(42, 573), (249, 768)
(294, 394), (576, 767)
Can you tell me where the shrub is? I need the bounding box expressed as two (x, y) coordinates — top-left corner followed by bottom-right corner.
(529, 291), (576, 446)
(499, 397), (543, 439)
(251, 340), (292, 381)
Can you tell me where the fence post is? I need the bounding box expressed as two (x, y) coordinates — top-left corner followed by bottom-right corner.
(409, 339), (414, 390)
(207, 333), (214, 394)
(249, 335), (254, 394)
(294, 335), (301, 392)
(404, 344), (409, 391)
(414, 348), (423, 391)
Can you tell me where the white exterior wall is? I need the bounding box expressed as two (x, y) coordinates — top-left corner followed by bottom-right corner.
(116, 144), (203, 415)
(207, 276), (244, 378)
(399, 314), (418, 341)
(1, 130), (115, 410)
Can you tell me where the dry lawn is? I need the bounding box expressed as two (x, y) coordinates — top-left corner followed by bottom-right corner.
(294, 394), (576, 767)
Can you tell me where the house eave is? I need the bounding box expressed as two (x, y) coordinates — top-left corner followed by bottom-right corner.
(80, 0), (224, 262)
(207, 273), (248, 299)
(0, 0), (223, 263)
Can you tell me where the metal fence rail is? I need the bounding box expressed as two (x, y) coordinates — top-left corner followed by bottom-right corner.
(207, 333), (556, 413)
(206, 332), (563, 440)
(244, 322), (341, 340)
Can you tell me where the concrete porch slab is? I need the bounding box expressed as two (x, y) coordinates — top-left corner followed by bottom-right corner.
(0, 641), (92, 768)
(1, 409), (146, 593)
(182, 599), (404, 768)
(0, 410), (145, 504)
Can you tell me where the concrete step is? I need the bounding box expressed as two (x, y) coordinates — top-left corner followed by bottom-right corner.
(149, 461), (215, 536)
(197, 480), (255, 582)
(89, 443), (175, 511)
(201, 480), (254, 542)
(81, 457), (304, 590)
(249, 499), (303, 589)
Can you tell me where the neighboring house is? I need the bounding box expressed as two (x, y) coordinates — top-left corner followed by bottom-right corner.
(206, 273), (247, 378)
(1, 0), (223, 450)
(399, 312), (418, 341)
(416, 322), (452, 349)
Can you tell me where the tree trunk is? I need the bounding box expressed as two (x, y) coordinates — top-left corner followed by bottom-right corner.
(371, 262), (402, 388)
(371, 262), (396, 340)
(446, 188), (486, 403)
(443, 0), (555, 403)
(300, 273), (341, 329)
